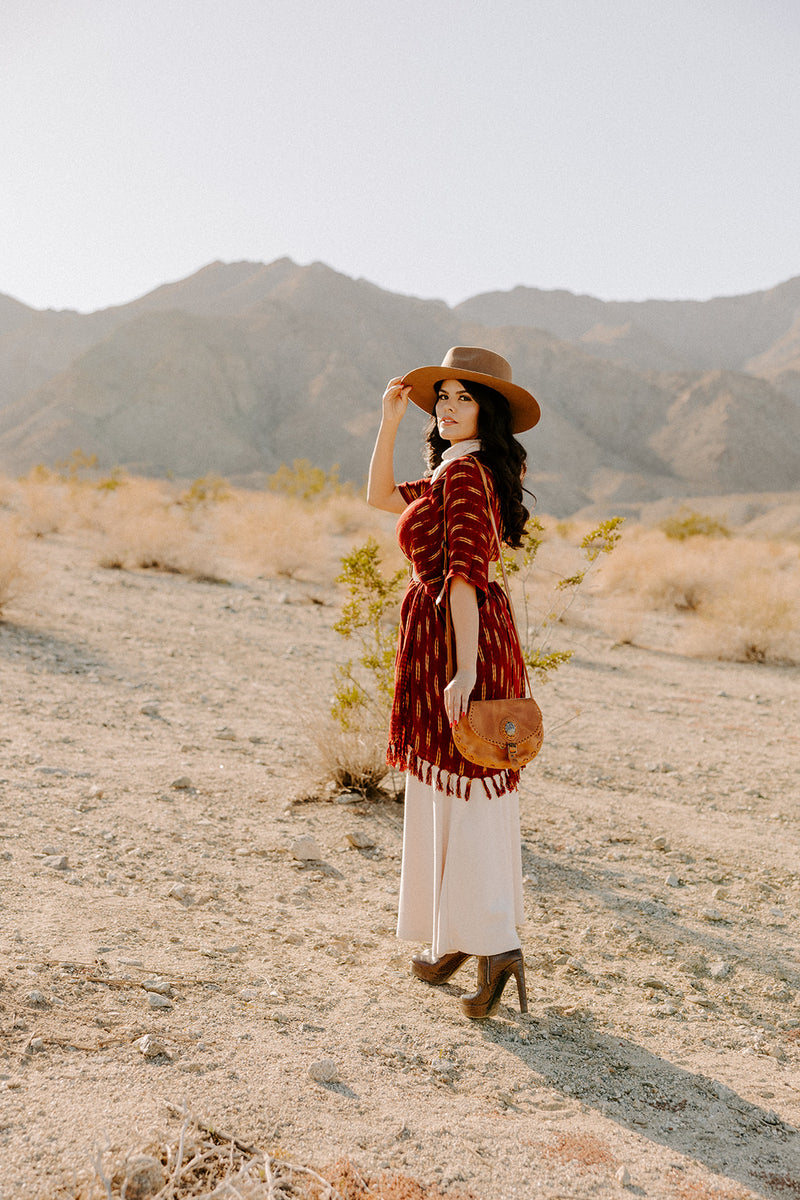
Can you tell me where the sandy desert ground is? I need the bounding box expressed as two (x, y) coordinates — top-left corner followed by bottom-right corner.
(1, 503), (800, 1199)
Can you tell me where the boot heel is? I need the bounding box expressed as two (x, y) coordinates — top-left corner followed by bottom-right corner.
(460, 949), (527, 1019)
(511, 956), (528, 1014)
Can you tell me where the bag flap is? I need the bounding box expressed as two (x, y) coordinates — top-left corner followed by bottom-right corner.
(467, 698), (543, 745)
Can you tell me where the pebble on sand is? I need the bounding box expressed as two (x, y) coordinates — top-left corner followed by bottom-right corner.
(147, 992), (173, 1010)
(346, 831), (376, 850)
(44, 854), (70, 871)
(291, 836), (323, 861)
(167, 883), (195, 907)
(308, 1058), (339, 1084)
(142, 979), (173, 996)
(133, 1034), (171, 1059)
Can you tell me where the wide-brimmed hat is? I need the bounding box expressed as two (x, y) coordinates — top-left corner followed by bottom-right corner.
(402, 346), (540, 433)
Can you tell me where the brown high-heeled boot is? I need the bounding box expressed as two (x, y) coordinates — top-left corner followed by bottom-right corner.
(459, 949), (528, 1018)
(411, 950), (471, 985)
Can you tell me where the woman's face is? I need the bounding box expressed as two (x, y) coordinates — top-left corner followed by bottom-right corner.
(435, 379), (479, 444)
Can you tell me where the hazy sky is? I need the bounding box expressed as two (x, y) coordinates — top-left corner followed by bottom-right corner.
(2, 0), (799, 313)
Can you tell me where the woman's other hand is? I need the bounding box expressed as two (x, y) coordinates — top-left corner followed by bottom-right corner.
(445, 577), (479, 726)
(443, 667), (477, 727)
(382, 377), (411, 424)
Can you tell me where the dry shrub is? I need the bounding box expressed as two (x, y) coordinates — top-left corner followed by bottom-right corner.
(54, 474), (138, 532)
(594, 528), (732, 613)
(323, 493), (375, 538)
(118, 515), (224, 581)
(311, 717), (391, 793)
(0, 516), (28, 616)
(594, 527), (800, 662)
(80, 1110), (474, 1199)
(600, 599), (646, 646)
(90, 480), (226, 580)
(84, 1116), (314, 1199)
(683, 568), (800, 664)
(16, 478), (74, 536)
(0, 473), (18, 508)
(216, 491), (402, 584)
(2, 470), (401, 589)
(214, 492), (329, 580)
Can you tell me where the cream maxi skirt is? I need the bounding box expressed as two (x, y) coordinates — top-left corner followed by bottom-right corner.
(396, 770), (525, 958)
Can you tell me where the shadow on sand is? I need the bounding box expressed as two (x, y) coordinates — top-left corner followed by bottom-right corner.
(0, 620), (107, 676)
(467, 1007), (799, 1199)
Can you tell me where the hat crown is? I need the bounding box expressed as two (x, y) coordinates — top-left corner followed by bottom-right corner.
(440, 346), (513, 385)
(401, 344), (540, 432)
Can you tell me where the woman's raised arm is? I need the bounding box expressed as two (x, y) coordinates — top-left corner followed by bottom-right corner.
(367, 378), (411, 513)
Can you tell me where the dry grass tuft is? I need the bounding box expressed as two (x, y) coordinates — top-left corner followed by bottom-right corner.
(311, 718), (393, 793)
(93, 487), (227, 581)
(16, 478), (74, 537)
(80, 1108), (326, 1198)
(0, 516), (29, 617)
(213, 491), (399, 583)
(1, 471), (400, 588)
(76, 1108), (474, 1199)
(683, 568), (800, 664)
(594, 527), (800, 664)
(213, 492), (329, 580)
(595, 529), (731, 613)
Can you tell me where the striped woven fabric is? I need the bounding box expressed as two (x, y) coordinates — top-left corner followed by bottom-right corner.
(387, 456), (526, 800)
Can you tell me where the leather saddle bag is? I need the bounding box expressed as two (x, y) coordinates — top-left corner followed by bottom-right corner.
(452, 696), (544, 771)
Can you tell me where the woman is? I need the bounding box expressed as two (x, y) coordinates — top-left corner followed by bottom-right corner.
(367, 346), (541, 1018)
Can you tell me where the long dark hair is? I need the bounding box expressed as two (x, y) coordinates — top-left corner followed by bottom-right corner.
(424, 379), (531, 548)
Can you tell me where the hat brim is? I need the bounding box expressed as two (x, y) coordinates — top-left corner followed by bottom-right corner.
(401, 366), (541, 433)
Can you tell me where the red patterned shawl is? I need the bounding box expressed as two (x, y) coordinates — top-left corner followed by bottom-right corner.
(387, 456), (526, 799)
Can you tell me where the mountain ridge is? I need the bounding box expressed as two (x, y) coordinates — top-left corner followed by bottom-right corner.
(1, 260), (798, 517)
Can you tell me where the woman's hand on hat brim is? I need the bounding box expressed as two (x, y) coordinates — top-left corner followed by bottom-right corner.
(381, 377), (411, 424)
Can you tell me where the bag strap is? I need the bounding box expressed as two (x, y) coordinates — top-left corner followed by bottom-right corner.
(441, 457), (533, 699)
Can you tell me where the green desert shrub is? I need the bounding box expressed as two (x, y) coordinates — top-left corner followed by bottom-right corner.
(659, 508), (731, 540)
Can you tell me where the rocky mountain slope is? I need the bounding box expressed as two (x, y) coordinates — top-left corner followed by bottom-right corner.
(1, 261), (798, 515)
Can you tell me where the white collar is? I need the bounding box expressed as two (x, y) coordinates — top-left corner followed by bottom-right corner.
(429, 439), (482, 484)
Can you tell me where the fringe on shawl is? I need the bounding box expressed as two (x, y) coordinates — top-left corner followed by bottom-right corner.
(387, 745), (519, 801)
